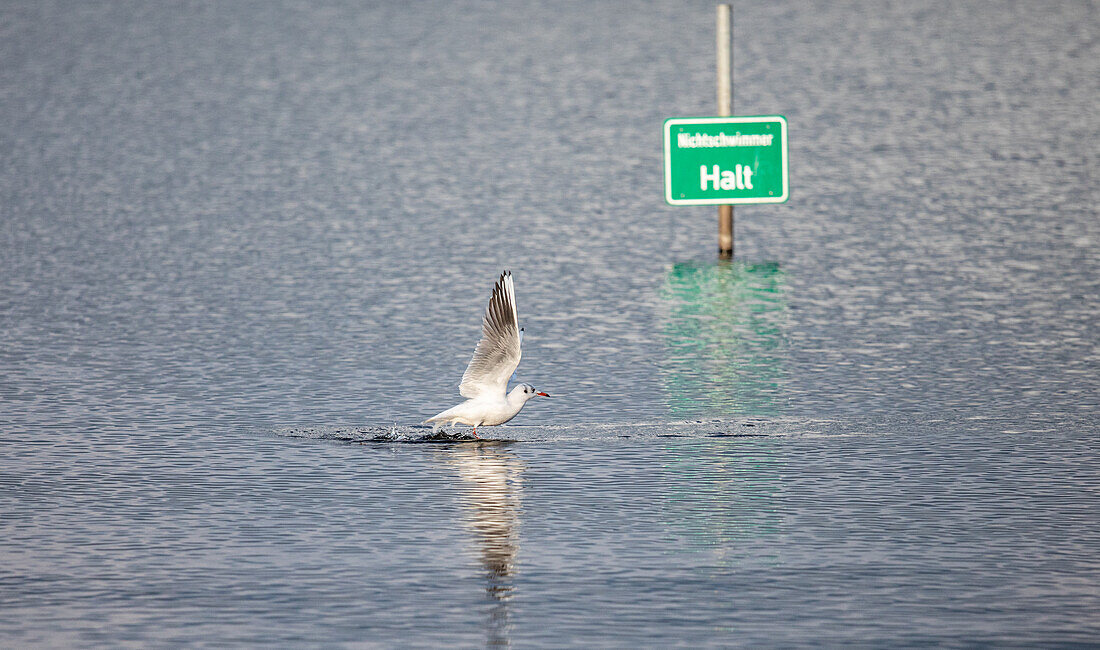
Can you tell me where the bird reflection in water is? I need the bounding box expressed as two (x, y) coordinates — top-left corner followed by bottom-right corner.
(441, 443), (524, 647)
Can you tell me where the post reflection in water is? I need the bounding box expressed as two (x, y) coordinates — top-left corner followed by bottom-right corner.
(659, 260), (789, 418)
(658, 262), (789, 564)
(662, 440), (786, 565)
(439, 443), (524, 647)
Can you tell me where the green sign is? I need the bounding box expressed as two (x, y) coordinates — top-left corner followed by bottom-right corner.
(663, 115), (788, 205)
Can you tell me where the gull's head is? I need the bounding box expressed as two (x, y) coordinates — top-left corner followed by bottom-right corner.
(513, 383), (550, 402)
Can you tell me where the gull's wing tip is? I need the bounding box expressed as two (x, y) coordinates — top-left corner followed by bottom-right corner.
(497, 270), (515, 295)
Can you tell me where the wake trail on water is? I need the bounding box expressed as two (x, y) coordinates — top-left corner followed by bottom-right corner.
(268, 416), (875, 445)
(275, 424), (511, 444)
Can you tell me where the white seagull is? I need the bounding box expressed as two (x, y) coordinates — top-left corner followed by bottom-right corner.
(425, 271), (548, 437)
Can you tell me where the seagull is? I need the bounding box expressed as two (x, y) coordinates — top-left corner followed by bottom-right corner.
(425, 271), (549, 437)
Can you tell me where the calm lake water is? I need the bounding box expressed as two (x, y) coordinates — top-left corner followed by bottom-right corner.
(2, 0), (1098, 646)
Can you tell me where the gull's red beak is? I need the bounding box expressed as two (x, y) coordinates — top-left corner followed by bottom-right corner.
(536, 392), (550, 397)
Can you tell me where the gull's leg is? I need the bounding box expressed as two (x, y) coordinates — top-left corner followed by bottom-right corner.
(472, 426), (479, 439)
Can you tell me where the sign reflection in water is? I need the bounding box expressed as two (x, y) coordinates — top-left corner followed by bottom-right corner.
(441, 444), (524, 648)
(659, 261), (789, 418)
(659, 262), (789, 556)
(662, 439), (786, 564)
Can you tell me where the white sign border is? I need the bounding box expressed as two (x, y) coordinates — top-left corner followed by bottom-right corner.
(663, 115), (789, 206)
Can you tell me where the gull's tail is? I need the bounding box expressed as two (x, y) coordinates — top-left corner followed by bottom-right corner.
(424, 405), (459, 432)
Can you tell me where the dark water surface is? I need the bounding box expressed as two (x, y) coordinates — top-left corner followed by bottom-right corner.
(2, 0), (1098, 646)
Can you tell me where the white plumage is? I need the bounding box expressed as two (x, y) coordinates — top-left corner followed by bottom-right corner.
(425, 271), (548, 437)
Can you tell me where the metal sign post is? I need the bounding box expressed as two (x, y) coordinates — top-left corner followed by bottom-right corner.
(717, 4), (733, 258)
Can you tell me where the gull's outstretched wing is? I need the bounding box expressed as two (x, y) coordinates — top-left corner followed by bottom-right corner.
(459, 271), (522, 399)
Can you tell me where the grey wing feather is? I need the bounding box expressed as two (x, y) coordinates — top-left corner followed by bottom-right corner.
(510, 328), (524, 382)
(459, 271), (522, 398)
